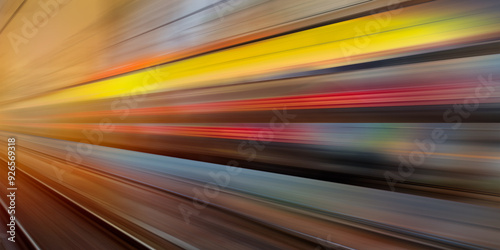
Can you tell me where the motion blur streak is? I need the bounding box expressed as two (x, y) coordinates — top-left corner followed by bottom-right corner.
(0, 0), (499, 249)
